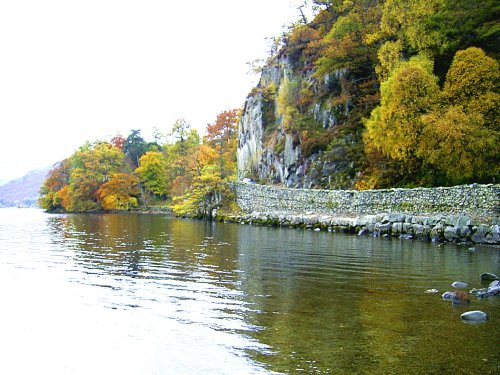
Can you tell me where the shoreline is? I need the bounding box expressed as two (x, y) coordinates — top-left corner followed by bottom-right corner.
(216, 210), (500, 245)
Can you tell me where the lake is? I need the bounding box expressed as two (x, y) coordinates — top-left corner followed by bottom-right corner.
(0, 208), (498, 374)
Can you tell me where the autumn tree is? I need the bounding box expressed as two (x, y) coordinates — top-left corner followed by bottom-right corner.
(419, 107), (496, 185)
(364, 57), (438, 160)
(66, 143), (124, 211)
(442, 47), (499, 122)
(205, 109), (240, 178)
(314, 1), (381, 78)
(110, 134), (125, 150)
(164, 129), (201, 197)
(96, 173), (140, 210)
(135, 151), (168, 199)
(38, 159), (71, 211)
(172, 110), (241, 218)
(171, 165), (233, 219)
(417, 47), (500, 184)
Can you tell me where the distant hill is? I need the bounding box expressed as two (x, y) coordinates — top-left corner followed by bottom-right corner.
(0, 167), (51, 207)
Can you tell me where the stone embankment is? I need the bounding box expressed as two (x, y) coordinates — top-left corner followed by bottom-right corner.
(228, 182), (500, 245)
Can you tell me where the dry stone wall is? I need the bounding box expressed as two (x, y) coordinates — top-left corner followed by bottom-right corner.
(230, 182), (500, 244)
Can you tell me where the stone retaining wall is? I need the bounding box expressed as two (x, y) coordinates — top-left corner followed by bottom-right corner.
(230, 182), (500, 244)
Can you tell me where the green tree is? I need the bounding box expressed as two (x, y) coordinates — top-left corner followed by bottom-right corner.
(135, 151), (168, 198)
(171, 118), (191, 143)
(123, 129), (148, 168)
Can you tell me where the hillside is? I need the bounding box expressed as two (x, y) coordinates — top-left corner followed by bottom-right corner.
(237, 0), (499, 189)
(0, 167), (51, 207)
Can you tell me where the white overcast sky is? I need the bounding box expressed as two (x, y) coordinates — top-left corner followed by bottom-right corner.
(0, 0), (311, 183)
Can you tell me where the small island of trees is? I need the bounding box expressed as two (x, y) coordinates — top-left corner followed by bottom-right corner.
(39, 110), (241, 218)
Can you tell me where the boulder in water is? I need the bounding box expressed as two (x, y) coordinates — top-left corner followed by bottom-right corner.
(460, 310), (488, 323)
(451, 281), (469, 288)
(452, 291), (470, 305)
(487, 280), (500, 296)
(442, 291), (455, 300)
(470, 288), (489, 298)
(480, 273), (499, 281)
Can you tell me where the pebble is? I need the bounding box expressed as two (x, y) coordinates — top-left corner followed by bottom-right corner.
(425, 288), (439, 294)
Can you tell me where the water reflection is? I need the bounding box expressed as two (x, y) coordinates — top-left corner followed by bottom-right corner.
(4, 211), (272, 374)
(235, 225), (500, 374)
(1, 209), (498, 374)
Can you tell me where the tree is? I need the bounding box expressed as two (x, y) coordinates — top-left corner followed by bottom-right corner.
(419, 107), (497, 185)
(171, 118), (191, 143)
(171, 165), (231, 219)
(61, 142), (124, 212)
(205, 109), (240, 178)
(123, 130), (148, 168)
(416, 47), (500, 184)
(135, 151), (168, 198)
(110, 134), (125, 150)
(442, 47), (499, 118)
(364, 56), (439, 162)
(364, 47), (499, 187)
(164, 129), (201, 197)
(96, 173), (140, 210)
(38, 159), (71, 211)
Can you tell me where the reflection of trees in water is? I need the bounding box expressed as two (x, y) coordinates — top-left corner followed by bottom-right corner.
(45, 214), (241, 284)
(236, 226), (372, 373)
(43, 214), (500, 373)
(47, 213), (172, 276)
(237, 228), (500, 374)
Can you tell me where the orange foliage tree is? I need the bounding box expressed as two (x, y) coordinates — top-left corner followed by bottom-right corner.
(205, 109), (241, 178)
(96, 173), (140, 210)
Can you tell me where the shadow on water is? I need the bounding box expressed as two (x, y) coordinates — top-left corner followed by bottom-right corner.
(44, 213), (500, 374)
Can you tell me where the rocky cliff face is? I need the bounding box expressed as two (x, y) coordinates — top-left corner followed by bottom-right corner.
(237, 49), (367, 189)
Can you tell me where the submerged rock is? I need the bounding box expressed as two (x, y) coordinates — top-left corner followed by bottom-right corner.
(487, 280), (500, 296)
(442, 291), (456, 300)
(470, 288), (489, 298)
(460, 310), (488, 323)
(481, 272), (499, 281)
(442, 291), (470, 304)
(452, 291), (470, 305)
(451, 281), (469, 288)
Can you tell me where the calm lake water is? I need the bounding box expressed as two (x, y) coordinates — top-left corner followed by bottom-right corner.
(0, 208), (498, 374)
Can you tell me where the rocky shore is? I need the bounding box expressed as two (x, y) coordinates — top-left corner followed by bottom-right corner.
(219, 210), (500, 245)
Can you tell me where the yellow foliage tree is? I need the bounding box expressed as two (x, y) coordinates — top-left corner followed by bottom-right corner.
(364, 56), (439, 163)
(135, 151), (168, 198)
(419, 107), (496, 184)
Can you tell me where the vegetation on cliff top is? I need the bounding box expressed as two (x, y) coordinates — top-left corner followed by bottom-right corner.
(39, 110), (241, 216)
(249, 0), (499, 188)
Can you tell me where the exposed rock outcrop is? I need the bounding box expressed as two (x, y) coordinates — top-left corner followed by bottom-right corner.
(237, 52), (364, 189)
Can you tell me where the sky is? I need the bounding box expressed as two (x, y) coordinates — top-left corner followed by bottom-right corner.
(0, 0), (310, 184)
